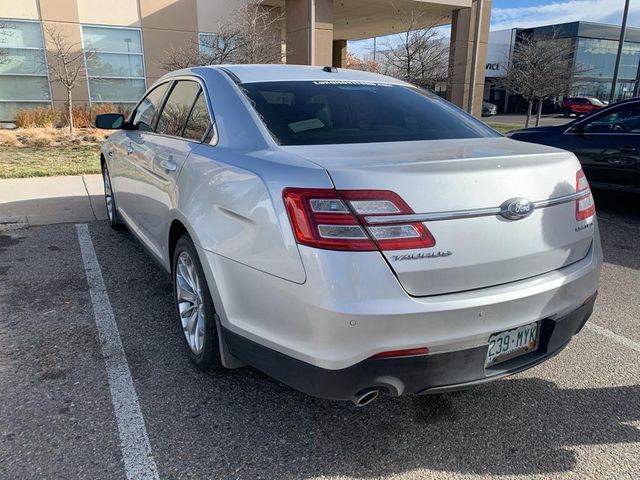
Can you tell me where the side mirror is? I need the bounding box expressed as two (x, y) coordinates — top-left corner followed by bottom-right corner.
(95, 113), (125, 130)
(569, 123), (584, 134)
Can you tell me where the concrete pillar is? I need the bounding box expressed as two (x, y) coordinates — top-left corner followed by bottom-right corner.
(285, 0), (333, 66)
(447, 0), (491, 117)
(332, 39), (347, 68)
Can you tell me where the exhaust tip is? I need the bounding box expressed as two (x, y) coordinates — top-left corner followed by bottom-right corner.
(354, 388), (380, 407)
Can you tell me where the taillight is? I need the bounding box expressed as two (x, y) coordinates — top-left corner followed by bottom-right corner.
(283, 188), (376, 251)
(575, 169), (595, 221)
(282, 188), (435, 251)
(341, 190), (435, 250)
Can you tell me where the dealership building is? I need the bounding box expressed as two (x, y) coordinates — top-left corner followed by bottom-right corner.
(0, 0), (491, 122)
(484, 21), (640, 113)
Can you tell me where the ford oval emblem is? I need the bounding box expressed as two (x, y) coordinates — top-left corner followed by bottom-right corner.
(500, 198), (535, 220)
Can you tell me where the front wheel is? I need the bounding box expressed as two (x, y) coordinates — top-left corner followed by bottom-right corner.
(173, 235), (221, 371)
(102, 163), (125, 230)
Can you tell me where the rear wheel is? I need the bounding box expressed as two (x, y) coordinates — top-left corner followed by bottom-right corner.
(102, 163), (125, 230)
(562, 107), (572, 117)
(173, 235), (221, 371)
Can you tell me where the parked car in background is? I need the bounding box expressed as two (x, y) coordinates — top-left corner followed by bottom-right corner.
(562, 97), (606, 117)
(482, 101), (498, 116)
(96, 65), (601, 406)
(509, 97), (640, 193)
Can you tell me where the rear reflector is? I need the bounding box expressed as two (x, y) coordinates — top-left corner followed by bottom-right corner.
(575, 169), (596, 221)
(283, 188), (435, 251)
(371, 347), (430, 359)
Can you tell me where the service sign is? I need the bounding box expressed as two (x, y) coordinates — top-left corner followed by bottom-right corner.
(485, 29), (514, 78)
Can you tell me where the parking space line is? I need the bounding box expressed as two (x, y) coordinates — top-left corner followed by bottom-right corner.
(586, 322), (640, 354)
(76, 224), (160, 480)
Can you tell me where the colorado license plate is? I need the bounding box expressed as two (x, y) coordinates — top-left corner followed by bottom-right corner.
(486, 321), (539, 367)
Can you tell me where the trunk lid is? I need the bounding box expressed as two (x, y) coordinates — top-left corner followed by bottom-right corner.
(284, 137), (595, 296)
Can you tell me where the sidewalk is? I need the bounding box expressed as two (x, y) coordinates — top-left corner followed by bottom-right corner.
(0, 174), (107, 227)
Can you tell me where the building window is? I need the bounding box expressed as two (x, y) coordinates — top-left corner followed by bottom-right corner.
(0, 19), (52, 121)
(575, 38), (640, 80)
(81, 25), (146, 104)
(199, 32), (236, 62)
(574, 38), (640, 101)
(199, 33), (218, 57)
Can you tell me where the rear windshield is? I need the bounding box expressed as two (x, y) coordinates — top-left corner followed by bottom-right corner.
(241, 81), (499, 145)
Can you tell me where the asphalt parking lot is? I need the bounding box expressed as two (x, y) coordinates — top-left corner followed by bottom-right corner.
(0, 190), (638, 480)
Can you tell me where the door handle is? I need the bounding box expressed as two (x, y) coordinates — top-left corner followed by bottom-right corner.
(160, 159), (177, 172)
(126, 144), (134, 155)
(619, 146), (638, 153)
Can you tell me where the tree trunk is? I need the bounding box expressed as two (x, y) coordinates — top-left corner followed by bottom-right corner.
(525, 100), (533, 128)
(67, 89), (73, 134)
(535, 98), (543, 127)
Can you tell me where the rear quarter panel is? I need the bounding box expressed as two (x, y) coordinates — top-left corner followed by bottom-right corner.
(173, 143), (334, 284)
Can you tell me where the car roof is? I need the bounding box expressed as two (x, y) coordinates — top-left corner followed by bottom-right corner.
(199, 64), (410, 86)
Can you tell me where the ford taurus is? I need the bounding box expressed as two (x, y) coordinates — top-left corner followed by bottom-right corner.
(96, 65), (602, 406)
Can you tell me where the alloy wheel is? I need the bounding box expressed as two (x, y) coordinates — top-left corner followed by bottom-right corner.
(175, 251), (206, 355)
(103, 167), (115, 223)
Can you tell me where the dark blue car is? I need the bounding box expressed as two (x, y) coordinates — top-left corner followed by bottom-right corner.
(509, 98), (640, 193)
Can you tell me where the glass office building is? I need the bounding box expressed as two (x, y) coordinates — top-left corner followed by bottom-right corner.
(485, 22), (640, 113)
(0, 20), (52, 121)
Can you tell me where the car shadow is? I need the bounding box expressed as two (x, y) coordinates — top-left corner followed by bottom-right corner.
(88, 220), (639, 479)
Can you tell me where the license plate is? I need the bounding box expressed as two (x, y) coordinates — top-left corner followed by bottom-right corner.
(486, 322), (539, 367)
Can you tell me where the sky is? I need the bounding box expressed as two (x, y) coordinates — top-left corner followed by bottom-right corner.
(349, 0), (640, 57)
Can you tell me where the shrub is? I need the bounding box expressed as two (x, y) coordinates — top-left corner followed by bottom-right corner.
(56, 103), (131, 128)
(14, 107), (60, 128)
(70, 104), (93, 128)
(90, 103), (132, 126)
(14, 109), (37, 128)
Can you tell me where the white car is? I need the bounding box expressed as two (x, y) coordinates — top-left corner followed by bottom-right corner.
(96, 65), (601, 406)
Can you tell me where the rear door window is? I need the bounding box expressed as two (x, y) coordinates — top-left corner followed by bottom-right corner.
(183, 90), (212, 141)
(156, 80), (201, 137)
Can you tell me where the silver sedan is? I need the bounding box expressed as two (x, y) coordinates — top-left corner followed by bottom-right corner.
(97, 65), (601, 406)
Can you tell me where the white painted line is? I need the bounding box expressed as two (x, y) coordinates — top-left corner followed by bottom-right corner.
(586, 322), (640, 354)
(76, 223), (160, 480)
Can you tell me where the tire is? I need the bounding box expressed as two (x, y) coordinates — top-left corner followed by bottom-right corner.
(172, 234), (221, 371)
(102, 162), (126, 230)
(562, 107), (572, 117)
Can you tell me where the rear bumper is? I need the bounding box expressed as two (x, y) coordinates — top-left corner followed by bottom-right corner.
(222, 294), (596, 401)
(199, 232), (602, 371)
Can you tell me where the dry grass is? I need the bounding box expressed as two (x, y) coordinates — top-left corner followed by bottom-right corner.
(0, 129), (22, 147)
(485, 122), (520, 134)
(0, 126), (107, 178)
(0, 127), (110, 147)
(0, 145), (101, 178)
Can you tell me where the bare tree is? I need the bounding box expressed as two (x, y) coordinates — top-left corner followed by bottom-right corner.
(160, 0), (284, 71)
(502, 32), (585, 127)
(345, 51), (380, 73)
(377, 10), (449, 89)
(43, 24), (92, 133)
